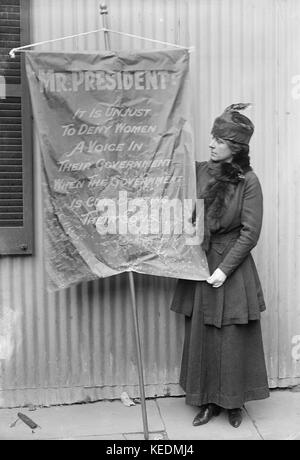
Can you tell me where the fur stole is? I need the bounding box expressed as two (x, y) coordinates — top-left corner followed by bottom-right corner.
(199, 160), (251, 251)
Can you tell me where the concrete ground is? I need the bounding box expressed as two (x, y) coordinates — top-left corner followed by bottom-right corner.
(1, 389), (300, 440)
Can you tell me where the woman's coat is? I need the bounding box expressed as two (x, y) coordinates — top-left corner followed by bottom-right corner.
(170, 161), (266, 328)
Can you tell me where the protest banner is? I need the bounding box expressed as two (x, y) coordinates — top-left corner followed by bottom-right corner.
(25, 49), (209, 290)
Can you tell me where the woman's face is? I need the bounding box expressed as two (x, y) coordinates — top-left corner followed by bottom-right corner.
(209, 137), (233, 162)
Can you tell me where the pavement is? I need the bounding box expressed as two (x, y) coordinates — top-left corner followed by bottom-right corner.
(1, 389), (300, 440)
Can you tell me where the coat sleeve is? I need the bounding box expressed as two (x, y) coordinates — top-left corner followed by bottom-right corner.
(218, 172), (263, 277)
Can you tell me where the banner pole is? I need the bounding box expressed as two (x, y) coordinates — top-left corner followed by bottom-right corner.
(100, 3), (111, 50)
(99, 3), (149, 440)
(128, 271), (150, 440)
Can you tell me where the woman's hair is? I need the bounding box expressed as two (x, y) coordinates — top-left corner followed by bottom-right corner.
(225, 139), (251, 172)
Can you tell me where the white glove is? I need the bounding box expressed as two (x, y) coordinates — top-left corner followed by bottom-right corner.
(206, 268), (227, 288)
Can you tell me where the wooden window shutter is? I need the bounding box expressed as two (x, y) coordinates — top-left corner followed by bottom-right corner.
(0, 0), (33, 254)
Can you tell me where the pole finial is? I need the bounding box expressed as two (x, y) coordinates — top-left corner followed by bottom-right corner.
(100, 3), (108, 15)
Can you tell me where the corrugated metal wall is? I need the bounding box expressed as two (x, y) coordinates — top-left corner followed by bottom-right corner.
(0, 0), (299, 407)
(276, 0), (300, 382)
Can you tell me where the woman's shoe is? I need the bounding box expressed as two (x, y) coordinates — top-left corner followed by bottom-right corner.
(192, 404), (221, 426)
(228, 408), (243, 428)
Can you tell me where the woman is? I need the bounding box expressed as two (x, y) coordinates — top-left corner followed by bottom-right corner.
(170, 103), (269, 428)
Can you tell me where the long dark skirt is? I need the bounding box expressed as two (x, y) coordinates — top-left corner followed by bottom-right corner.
(180, 305), (270, 409)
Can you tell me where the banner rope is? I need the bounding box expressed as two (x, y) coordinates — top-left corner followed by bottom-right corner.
(9, 27), (194, 58)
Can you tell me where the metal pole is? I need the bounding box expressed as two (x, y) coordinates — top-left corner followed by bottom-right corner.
(128, 271), (149, 440)
(99, 3), (149, 440)
(100, 3), (111, 50)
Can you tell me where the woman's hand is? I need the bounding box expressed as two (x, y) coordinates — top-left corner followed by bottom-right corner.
(206, 268), (227, 288)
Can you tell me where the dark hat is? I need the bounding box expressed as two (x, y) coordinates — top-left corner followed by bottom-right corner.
(211, 103), (254, 145)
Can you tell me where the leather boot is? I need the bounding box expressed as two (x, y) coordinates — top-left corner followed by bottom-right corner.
(192, 403), (221, 426)
(228, 408), (243, 428)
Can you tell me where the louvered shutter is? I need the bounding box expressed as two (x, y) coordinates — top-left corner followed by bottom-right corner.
(0, 0), (33, 254)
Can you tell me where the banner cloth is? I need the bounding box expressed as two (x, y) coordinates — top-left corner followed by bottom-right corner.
(25, 49), (209, 290)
